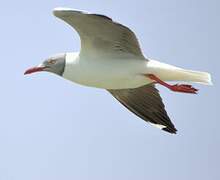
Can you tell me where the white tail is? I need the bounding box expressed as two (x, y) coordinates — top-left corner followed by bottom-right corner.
(175, 69), (212, 85)
(147, 60), (213, 85)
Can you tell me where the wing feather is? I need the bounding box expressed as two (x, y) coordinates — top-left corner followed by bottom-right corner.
(53, 8), (145, 59)
(108, 84), (177, 134)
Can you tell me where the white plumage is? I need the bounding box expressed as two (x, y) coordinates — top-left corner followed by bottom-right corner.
(25, 7), (213, 134)
(53, 7), (212, 133)
(54, 8), (212, 90)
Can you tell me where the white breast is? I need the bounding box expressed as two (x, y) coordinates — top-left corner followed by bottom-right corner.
(63, 52), (151, 89)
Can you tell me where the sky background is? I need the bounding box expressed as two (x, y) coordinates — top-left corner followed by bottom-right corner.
(0, 0), (219, 179)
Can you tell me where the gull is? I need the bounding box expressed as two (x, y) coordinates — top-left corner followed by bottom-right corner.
(24, 7), (212, 134)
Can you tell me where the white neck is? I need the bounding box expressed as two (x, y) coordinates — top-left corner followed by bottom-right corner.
(63, 52), (81, 82)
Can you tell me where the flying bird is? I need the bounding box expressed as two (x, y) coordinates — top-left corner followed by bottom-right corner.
(24, 7), (212, 134)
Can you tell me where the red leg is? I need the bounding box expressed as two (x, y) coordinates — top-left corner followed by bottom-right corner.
(146, 74), (198, 94)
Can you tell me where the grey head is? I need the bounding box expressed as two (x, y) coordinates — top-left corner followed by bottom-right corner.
(24, 53), (66, 76)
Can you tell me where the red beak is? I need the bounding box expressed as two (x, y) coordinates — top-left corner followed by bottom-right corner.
(24, 66), (46, 75)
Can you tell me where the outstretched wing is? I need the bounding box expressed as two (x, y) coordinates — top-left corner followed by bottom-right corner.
(53, 8), (145, 59)
(108, 84), (177, 134)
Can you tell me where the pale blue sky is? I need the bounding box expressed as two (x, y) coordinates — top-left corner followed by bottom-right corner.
(0, 0), (219, 179)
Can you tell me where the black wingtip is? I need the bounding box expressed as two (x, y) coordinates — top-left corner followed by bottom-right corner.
(162, 127), (178, 134)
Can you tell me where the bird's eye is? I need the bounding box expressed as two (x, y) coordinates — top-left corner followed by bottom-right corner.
(48, 60), (56, 65)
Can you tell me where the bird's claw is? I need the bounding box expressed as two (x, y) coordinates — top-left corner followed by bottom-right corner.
(170, 84), (198, 94)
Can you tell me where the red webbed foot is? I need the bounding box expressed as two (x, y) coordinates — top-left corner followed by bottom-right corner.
(169, 84), (198, 94)
(146, 74), (198, 94)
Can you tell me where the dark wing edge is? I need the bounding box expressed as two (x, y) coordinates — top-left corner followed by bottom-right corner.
(108, 84), (177, 134)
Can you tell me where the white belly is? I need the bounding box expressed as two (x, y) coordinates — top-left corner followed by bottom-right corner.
(63, 53), (151, 89)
